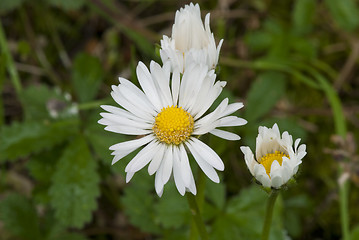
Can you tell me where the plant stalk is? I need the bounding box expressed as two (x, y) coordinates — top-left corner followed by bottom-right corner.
(262, 190), (279, 240)
(187, 193), (208, 240)
(0, 22), (22, 94)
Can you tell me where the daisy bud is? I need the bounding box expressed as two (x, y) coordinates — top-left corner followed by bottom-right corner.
(240, 124), (306, 189)
(160, 3), (223, 73)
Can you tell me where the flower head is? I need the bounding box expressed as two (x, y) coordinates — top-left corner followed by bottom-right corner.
(240, 124), (306, 189)
(99, 61), (246, 196)
(160, 3), (223, 73)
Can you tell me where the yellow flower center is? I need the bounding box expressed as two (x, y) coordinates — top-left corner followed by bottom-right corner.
(259, 151), (289, 176)
(153, 105), (194, 145)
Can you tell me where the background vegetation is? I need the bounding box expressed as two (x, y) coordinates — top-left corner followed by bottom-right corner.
(1, 0), (359, 239)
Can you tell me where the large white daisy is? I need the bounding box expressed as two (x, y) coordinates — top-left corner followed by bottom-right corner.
(99, 61), (246, 196)
(240, 124), (306, 189)
(160, 3), (223, 73)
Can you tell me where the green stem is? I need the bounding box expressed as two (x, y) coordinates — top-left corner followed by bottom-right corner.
(77, 99), (113, 110)
(284, 62), (350, 240)
(262, 190), (279, 240)
(0, 22), (22, 94)
(220, 57), (320, 89)
(187, 193), (208, 240)
(317, 76), (349, 240)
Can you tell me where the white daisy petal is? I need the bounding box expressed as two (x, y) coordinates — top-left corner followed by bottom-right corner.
(173, 146), (186, 195)
(218, 116), (247, 127)
(294, 138), (301, 150)
(109, 135), (154, 151)
(148, 143), (166, 175)
(162, 146), (173, 185)
(171, 68), (180, 105)
(126, 172), (135, 183)
(210, 129), (241, 141)
(186, 141), (220, 183)
(220, 102), (244, 117)
(155, 164), (165, 197)
(104, 125), (152, 135)
(193, 80), (226, 120)
(150, 61), (173, 107)
(178, 144), (191, 186)
(110, 89), (152, 120)
(100, 105), (151, 123)
(136, 62), (163, 111)
(125, 140), (158, 173)
(189, 138), (224, 171)
(100, 112), (153, 129)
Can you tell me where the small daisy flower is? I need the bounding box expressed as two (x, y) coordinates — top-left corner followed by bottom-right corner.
(160, 3), (223, 73)
(240, 124), (306, 189)
(99, 61), (246, 196)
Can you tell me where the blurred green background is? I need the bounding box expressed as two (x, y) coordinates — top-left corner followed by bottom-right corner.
(1, 0), (359, 239)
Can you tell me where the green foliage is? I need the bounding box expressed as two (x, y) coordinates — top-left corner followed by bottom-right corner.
(48, 232), (89, 240)
(19, 85), (74, 121)
(72, 53), (104, 103)
(121, 172), (161, 234)
(351, 225), (359, 240)
(49, 136), (100, 228)
(47, 0), (85, 10)
(0, 119), (78, 161)
(154, 184), (190, 229)
(244, 72), (286, 122)
(0, 194), (42, 240)
(211, 185), (284, 240)
(0, 0), (25, 14)
(324, 0), (359, 32)
(292, 0), (316, 35)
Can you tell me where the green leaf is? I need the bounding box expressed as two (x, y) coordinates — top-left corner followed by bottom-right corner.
(0, 194), (41, 240)
(324, 0), (359, 32)
(71, 53), (103, 103)
(292, 0), (316, 35)
(121, 172), (161, 234)
(212, 185), (284, 240)
(49, 135), (100, 228)
(244, 71), (286, 121)
(27, 148), (64, 204)
(154, 182), (190, 229)
(0, 119), (78, 161)
(19, 85), (77, 121)
(351, 225), (359, 240)
(0, 0), (25, 14)
(205, 180), (226, 209)
(245, 31), (273, 53)
(49, 232), (89, 240)
(283, 194), (312, 238)
(47, 0), (85, 10)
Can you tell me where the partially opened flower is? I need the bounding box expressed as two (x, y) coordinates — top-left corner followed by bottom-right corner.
(240, 124), (306, 189)
(99, 61), (246, 196)
(160, 3), (223, 73)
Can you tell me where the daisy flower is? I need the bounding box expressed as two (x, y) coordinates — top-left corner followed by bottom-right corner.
(160, 3), (223, 73)
(240, 124), (306, 189)
(99, 61), (246, 196)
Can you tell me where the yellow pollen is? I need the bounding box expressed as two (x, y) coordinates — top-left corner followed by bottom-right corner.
(153, 105), (194, 145)
(259, 151), (289, 176)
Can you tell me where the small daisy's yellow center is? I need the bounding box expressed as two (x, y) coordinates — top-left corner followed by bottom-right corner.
(153, 105), (194, 145)
(259, 151), (289, 176)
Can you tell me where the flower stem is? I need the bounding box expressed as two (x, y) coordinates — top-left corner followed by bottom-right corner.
(0, 22), (22, 94)
(187, 193), (208, 240)
(262, 190), (279, 240)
